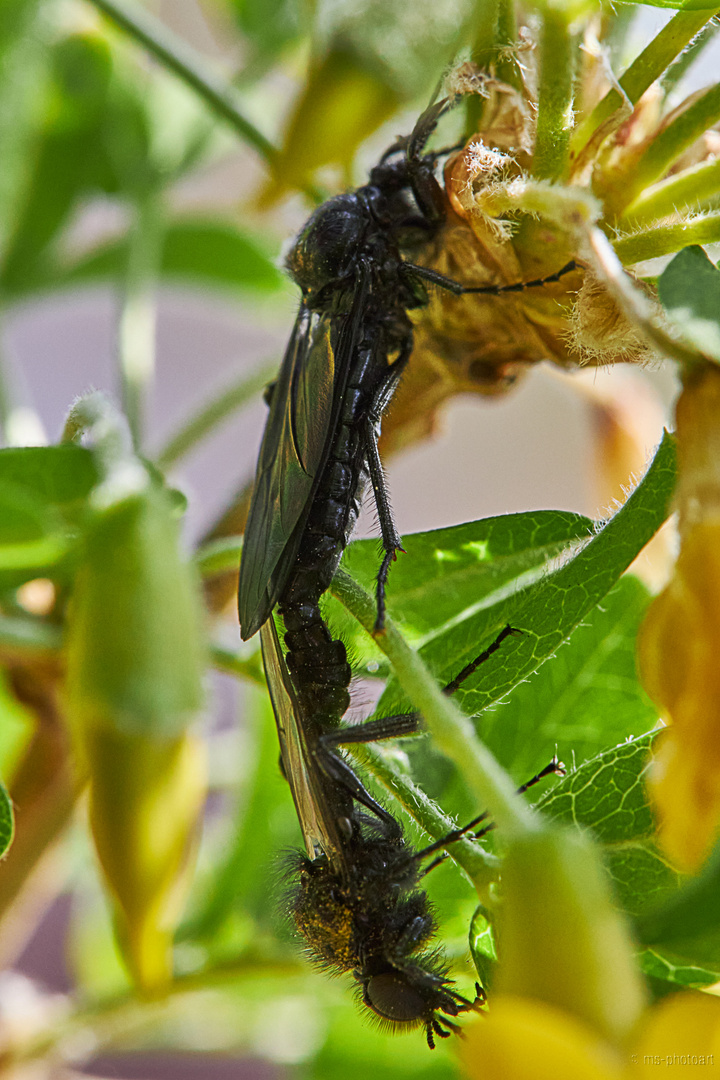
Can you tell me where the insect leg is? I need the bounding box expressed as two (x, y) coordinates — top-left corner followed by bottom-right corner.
(321, 710), (422, 749)
(442, 624), (521, 696)
(316, 744), (403, 834)
(402, 97), (456, 223)
(362, 349), (412, 631)
(321, 624), (519, 751)
(401, 259), (578, 296)
(416, 756), (566, 873)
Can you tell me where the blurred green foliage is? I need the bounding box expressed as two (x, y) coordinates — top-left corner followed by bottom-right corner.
(1, 1), (720, 1077)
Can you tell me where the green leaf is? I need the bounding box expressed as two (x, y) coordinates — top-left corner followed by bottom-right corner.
(0, 445), (99, 507)
(329, 510), (594, 668)
(58, 220), (283, 295)
(469, 903), (498, 989)
(344, 510), (594, 637)
(638, 949), (720, 990)
(0, 481), (68, 570)
(535, 731), (720, 994)
(633, 836), (720, 982)
(0, 448), (93, 586)
(374, 432), (676, 727)
(229, 0), (303, 67)
(0, 0), (49, 267)
(657, 245), (720, 360)
(0, 779), (14, 859)
(537, 733), (680, 918)
(0, 34), (115, 296)
(477, 575), (658, 782)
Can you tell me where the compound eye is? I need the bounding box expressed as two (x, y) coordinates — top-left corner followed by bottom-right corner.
(365, 972), (428, 1023)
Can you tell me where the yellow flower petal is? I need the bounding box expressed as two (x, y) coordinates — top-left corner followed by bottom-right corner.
(626, 991), (720, 1076)
(647, 729), (720, 873)
(638, 519), (720, 870)
(459, 996), (623, 1080)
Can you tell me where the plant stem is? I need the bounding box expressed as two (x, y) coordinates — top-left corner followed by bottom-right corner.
(351, 741), (499, 888)
(156, 363), (275, 470)
(613, 211), (720, 265)
(661, 13), (720, 95)
(472, 0), (501, 70)
(532, 2), (575, 181)
(118, 187), (163, 450)
(495, 0), (519, 89)
(621, 157), (720, 227)
(609, 81), (720, 217)
(571, 9), (720, 164)
(86, 0), (277, 165)
(587, 226), (708, 367)
(330, 569), (536, 840)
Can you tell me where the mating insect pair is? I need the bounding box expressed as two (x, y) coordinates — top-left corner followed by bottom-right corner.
(238, 96), (574, 1046)
(262, 615), (564, 1048)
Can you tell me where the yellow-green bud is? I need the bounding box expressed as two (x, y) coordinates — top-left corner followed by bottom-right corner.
(67, 485), (205, 737)
(496, 826), (646, 1046)
(85, 726), (206, 992)
(66, 482), (207, 990)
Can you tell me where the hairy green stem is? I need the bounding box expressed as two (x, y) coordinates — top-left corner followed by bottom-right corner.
(330, 569), (536, 839)
(495, 0), (519, 89)
(661, 13), (720, 95)
(86, 0), (277, 164)
(571, 9), (720, 164)
(533, 3), (575, 180)
(621, 158), (720, 227)
(588, 227), (708, 367)
(613, 211), (720, 266)
(157, 363), (275, 470)
(62, 391), (147, 505)
(472, 0), (501, 70)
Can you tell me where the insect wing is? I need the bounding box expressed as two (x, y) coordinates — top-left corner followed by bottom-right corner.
(238, 307), (337, 638)
(260, 618), (348, 867)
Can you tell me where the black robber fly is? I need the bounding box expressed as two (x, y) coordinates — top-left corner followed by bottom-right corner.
(261, 616), (564, 1047)
(237, 98), (577, 645)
